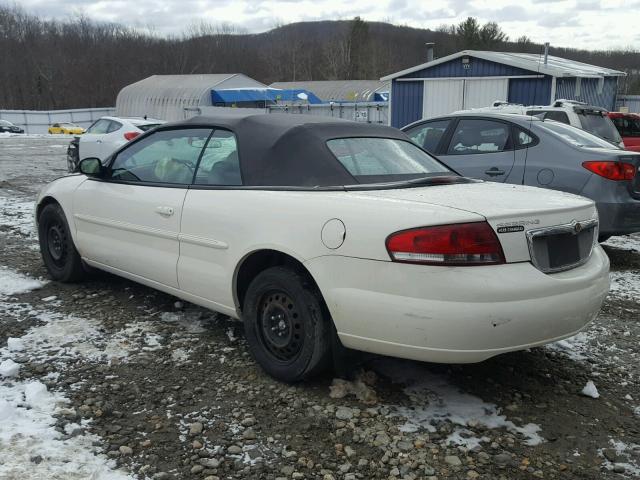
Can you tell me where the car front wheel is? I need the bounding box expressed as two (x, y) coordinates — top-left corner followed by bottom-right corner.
(243, 266), (332, 382)
(38, 203), (87, 282)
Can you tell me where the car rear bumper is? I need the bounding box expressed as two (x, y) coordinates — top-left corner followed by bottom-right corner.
(597, 200), (640, 236)
(305, 245), (609, 363)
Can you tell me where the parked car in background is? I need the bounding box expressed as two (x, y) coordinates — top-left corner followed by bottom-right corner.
(48, 122), (85, 135)
(467, 100), (624, 148)
(67, 116), (164, 171)
(0, 119), (24, 134)
(608, 112), (640, 152)
(403, 112), (640, 240)
(37, 113), (609, 381)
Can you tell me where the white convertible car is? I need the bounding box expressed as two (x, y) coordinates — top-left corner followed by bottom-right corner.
(36, 113), (610, 381)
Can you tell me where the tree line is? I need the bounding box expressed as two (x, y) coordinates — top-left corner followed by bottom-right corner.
(1, 4), (639, 110)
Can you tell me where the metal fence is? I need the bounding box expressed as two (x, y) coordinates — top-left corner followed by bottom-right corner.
(187, 102), (389, 124)
(0, 107), (115, 134)
(268, 102), (388, 124)
(616, 95), (640, 113)
(1, 102), (387, 135)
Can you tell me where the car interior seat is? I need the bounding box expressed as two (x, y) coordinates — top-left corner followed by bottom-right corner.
(207, 151), (241, 185)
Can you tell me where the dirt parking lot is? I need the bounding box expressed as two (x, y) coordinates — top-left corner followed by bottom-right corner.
(1, 135), (639, 480)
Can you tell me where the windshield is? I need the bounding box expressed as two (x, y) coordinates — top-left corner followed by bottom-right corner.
(578, 112), (622, 144)
(326, 137), (453, 184)
(538, 120), (620, 149)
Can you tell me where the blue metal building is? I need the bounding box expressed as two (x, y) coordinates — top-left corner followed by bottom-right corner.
(381, 50), (625, 128)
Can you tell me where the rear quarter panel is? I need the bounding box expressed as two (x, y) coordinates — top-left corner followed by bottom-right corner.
(177, 189), (482, 310)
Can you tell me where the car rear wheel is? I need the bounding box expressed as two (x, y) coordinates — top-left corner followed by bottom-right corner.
(38, 203), (86, 282)
(243, 266), (332, 382)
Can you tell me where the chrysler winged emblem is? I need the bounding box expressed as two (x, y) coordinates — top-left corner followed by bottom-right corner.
(572, 220), (583, 234)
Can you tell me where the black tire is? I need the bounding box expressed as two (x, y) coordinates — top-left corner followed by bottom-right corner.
(38, 203), (86, 282)
(243, 266), (332, 382)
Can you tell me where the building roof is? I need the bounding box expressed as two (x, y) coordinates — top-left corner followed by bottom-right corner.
(115, 74), (268, 120)
(268, 80), (389, 102)
(381, 50), (626, 81)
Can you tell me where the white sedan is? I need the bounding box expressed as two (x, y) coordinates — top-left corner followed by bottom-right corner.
(36, 113), (610, 381)
(78, 116), (164, 163)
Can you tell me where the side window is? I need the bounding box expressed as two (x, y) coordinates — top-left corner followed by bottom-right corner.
(514, 127), (535, 148)
(52, 123), (59, 127)
(109, 128), (212, 184)
(194, 130), (241, 186)
(544, 111), (570, 124)
(405, 120), (450, 152)
(447, 119), (511, 154)
(107, 121), (122, 133)
(86, 119), (110, 134)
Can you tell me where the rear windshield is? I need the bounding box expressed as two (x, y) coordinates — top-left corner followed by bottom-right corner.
(326, 137), (452, 184)
(612, 116), (640, 138)
(138, 123), (162, 132)
(538, 121), (619, 149)
(578, 112), (622, 144)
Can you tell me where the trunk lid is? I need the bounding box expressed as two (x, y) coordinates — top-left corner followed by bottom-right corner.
(354, 182), (598, 264)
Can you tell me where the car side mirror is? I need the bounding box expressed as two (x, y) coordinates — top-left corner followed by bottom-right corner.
(79, 158), (103, 177)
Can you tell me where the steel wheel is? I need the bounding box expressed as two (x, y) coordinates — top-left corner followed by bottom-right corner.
(258, 290), (304, 362)
(46, 222), (68, 268)
(38, 203), (86, 282)
(243, 266), (333, 382)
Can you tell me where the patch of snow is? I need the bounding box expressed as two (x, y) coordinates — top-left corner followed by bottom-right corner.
(0, 267), (46, 297)
(161, 310), (208, 333)
(375, 359), (544, 446)
(0, 196), (37, 240)
(226, 327), (237, 342)
(143, 332), (163, 350)
(599, 438), (640, 477)
(446, 428), (490, 450)
(603, 233), (640, 253)
(6, 337), (25, 352)
(608, 270), (640, 300)
(171, 347), (190, 363)
(0, 359), (21, 377)
(0, 381), (133, 479)
(546, 331), (593, 361)
(581, 380), (600, 398)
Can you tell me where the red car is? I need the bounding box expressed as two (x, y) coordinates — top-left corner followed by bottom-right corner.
(608, 112), (640, 152)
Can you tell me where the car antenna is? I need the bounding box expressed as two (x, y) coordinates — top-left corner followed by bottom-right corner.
(522, 42), (547, 186)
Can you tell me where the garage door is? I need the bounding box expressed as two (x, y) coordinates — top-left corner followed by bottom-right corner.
(422, 78), (509, 118)
(422, 80), (464, 119)
(463, 78), (508, 110)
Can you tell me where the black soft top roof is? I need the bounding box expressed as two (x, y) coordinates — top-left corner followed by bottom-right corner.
(169, 113), (412, 187)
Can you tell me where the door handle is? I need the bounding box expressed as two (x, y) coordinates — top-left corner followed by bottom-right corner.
(485, 167), (505, 177)
(155, 206), (175, 217)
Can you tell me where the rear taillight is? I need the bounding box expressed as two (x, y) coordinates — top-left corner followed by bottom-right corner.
(386, 222), (505, 266)
(124, 131), (140, 141)
(582, 161), (635, 181)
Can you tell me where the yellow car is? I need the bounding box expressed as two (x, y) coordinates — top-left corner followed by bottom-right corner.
(48, 122), (85, 135)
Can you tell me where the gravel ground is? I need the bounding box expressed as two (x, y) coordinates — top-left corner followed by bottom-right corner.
(1, 135), (639, 480)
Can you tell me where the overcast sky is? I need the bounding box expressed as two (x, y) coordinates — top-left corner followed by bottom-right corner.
(5, 0), (640, 50)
